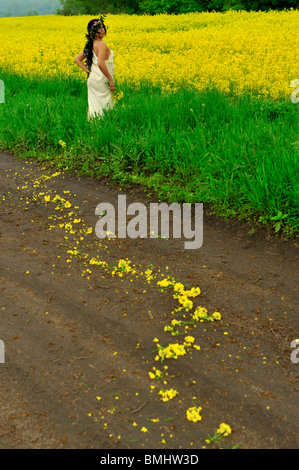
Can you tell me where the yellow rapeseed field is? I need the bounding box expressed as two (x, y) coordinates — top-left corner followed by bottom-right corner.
(0, 10), (298, 99)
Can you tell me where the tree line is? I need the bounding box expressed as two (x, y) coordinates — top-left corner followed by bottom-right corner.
(57, 0), (298, 15)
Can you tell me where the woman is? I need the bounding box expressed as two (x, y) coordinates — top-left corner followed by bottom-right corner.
(74, 18), (115, 119)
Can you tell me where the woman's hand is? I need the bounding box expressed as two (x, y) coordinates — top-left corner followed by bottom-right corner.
(109, 79), (115, 92)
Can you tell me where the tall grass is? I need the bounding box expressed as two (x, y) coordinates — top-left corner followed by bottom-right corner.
(0, 70), (298, 235)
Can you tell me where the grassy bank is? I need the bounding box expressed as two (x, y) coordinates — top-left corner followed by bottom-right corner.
(0, 71), (298, 236)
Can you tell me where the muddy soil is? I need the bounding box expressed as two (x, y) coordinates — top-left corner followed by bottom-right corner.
(0, 152), (298, 449)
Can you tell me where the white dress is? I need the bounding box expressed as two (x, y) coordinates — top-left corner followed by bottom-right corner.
(87, 49), (114, 119)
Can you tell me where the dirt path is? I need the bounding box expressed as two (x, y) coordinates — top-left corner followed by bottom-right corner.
(0, 151), (298, 449)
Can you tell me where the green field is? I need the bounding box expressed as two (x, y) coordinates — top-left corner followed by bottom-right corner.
(0, 71), (298, 236)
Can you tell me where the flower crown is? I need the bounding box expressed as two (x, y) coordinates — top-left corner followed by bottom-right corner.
(86, 15), (107, 41)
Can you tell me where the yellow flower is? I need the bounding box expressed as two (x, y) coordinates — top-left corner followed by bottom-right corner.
(0, 12), (297, 102)
(186, 406), (202, 422)
(212, 311), (221, 321)
(217, 423), (232, 437)
(184, 336), (195, 344)
(157, 278), (173, 288)
(173, 282), (185, 293)
(177, 295), (193, 311)
(112, 90), (124, 102)
(158, 388), (178, 402)
(185, 286), (201, 297)
(193, 306), (208, 319)
(156, 343), (187, 362)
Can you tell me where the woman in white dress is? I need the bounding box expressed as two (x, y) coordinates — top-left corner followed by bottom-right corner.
(74, 17), (115, 119)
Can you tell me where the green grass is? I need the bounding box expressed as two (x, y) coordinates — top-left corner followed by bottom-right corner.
(0, 70), (298, 236)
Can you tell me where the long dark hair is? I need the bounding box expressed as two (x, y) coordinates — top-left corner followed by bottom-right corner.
(83, 17), (107, 71)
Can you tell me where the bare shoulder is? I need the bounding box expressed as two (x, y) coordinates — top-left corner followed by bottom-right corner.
(93, 39), (108, 55)
(98, 40), (108, 49)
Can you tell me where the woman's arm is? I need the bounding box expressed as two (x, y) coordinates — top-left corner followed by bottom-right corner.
(97, 42), (115, 92)
(74, 51), (90, 73)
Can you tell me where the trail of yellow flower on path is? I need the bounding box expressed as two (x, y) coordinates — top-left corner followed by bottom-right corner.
(1, 162), (233, 447)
